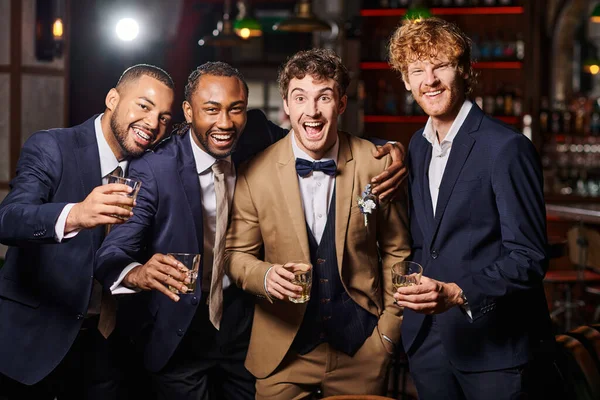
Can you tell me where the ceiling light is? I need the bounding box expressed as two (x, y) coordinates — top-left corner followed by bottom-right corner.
(273, 0), (330, 33)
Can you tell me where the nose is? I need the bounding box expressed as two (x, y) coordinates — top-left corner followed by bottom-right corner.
(305, 99), (319, 117)
(145, 111), (160, 131)
(217, 110), (234, 130)
(424, 67), (439, 87)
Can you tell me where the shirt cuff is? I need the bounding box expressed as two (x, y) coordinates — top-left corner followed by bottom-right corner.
(55, 203), (80, 242)
(263, 266), (274, 301)
(110, 262), (143, 295)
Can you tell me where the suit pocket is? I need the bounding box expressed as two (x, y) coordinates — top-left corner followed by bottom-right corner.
(0, 277), (42, 308)
(453, 178), (481, 193)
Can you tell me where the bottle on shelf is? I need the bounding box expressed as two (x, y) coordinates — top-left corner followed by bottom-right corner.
(539, 97), (549, 134)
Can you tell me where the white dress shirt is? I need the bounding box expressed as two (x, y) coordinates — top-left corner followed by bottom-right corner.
(291, 132), (339, 244)
(55, 114), (128, 241)
(110, 132), (235, 294)
(422, 100), (473, 215)
(423, 99), (473, 318)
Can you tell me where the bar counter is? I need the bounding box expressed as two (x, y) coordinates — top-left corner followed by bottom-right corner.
(546, 203), (600, 225)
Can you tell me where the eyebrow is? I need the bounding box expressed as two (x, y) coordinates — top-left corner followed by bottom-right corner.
(290, 87), (335, 94)
(139, 97), (156, 107)
(203, 100), (246, 107)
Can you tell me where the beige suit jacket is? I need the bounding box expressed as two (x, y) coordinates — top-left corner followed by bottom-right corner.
(224, 131), (411, 378)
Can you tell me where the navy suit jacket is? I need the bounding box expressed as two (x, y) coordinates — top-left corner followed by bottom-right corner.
(94, 109), (287, 372)
(404, 104), (553, 372)
(0, 116), (105, 384)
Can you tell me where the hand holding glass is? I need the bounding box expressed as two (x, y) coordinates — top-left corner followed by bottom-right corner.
(284, 261), (312, 304)
(167, 253), (201, 294)
(392, 261), (423, 289)
(106, 175), (142, 218)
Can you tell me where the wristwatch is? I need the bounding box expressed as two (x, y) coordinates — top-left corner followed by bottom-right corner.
(459, 290), (468, 306)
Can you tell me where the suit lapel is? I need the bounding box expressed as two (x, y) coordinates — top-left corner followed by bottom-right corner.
(430, 106), (481, 243)
(276, 134), (311, 263)
(334, 133), (354, 274)
(177, 132), (203, 254)
(74, 116), (104, 244)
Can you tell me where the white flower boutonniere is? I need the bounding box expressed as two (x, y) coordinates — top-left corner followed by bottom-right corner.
(357, 184), (377, 227)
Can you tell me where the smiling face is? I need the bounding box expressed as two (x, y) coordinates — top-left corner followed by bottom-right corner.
(403, 55), (466, 128)
(283, 75), (347, 160)
(104, 74), (174, 159)
(183, 74), (247, 159)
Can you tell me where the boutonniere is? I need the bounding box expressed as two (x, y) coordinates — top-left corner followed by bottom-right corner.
(357, 184), (377, 227)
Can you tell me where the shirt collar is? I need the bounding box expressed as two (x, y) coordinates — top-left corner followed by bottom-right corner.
(189, 130), (232, 174)
(291, 131), (339, 165)
(422, 99), (473, 147)
(95, 114), (128, 177)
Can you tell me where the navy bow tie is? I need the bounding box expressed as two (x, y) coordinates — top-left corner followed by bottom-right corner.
(295, 158), (337, 177)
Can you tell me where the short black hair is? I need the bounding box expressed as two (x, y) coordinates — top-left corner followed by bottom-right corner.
(184, 61), (248, 102)
(116, 64), (175, 91)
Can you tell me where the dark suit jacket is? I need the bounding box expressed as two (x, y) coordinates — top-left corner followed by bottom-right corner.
(404, 104), (553, 372)
(94, 109), (287, 373)
(0, 116), (105, 385)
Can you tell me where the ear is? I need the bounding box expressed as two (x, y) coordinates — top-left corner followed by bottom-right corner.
(182, 101), (193, 123)
(105, 88), (119, 112)
(283, 97), (290, 116)
(338, 94), (348, 115)
(403, 76), (411, 91)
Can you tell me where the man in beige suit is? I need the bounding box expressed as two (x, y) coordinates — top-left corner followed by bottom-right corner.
(224, 48), (411, 399)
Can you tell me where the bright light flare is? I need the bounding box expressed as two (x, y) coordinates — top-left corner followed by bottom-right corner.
(116, 18), (139, 42)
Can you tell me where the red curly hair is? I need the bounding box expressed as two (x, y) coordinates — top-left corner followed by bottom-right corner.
(388, 17), (476, 94)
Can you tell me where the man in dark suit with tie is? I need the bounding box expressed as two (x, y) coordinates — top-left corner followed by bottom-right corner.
(388, 18), (558, 400)
(95, 61), (406, 400)
(0, 64), (175, 399)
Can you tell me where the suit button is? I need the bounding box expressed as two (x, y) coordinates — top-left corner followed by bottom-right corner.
(321, 298), (330, 304)
(76, 313), (84, 320)
(316, 258), (326, 264)
(191, 296), (198, 305)
(320, 332), (326, 339)
(177, 329), (184, 337)
(431, 250), (438, 259)
(320, 279), (328, 283)
(322, 316), (331, 321)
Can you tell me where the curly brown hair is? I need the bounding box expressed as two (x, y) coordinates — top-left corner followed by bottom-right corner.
(277, 48), (350, 100)
(388, 17), (476, 94)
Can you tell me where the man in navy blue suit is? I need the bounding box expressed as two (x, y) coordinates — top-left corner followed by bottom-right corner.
(0, 64), (175, 399)
(388, 18), (558, 399)
(95, 61), (406, 400)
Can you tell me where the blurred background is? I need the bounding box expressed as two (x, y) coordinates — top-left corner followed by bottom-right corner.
(3, 1), (600, 397)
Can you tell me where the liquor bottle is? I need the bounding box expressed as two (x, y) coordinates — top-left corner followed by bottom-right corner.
(550, 101), (563, 134)
(513, 89), (523, 116)
(480, 34), (492, 61)
(562, 110), (573, 134)
(483, 85), (495, 115)
(471, 34), (482, 61)
(590, 98), (600, 136)
(384, 85), (399, 115)
(503, 87), (514, 116)
(495, 84), (505, 115)
(539, 97), (549, 134)
(483, 0), (496, 5)
(454, 0), (468, 7)
(492, 32), (504, 60)
(515, 33), (525, 60)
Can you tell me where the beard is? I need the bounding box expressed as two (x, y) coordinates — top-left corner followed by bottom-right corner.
(192, 125), (240, 160)
(109, 108), (145, 158)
